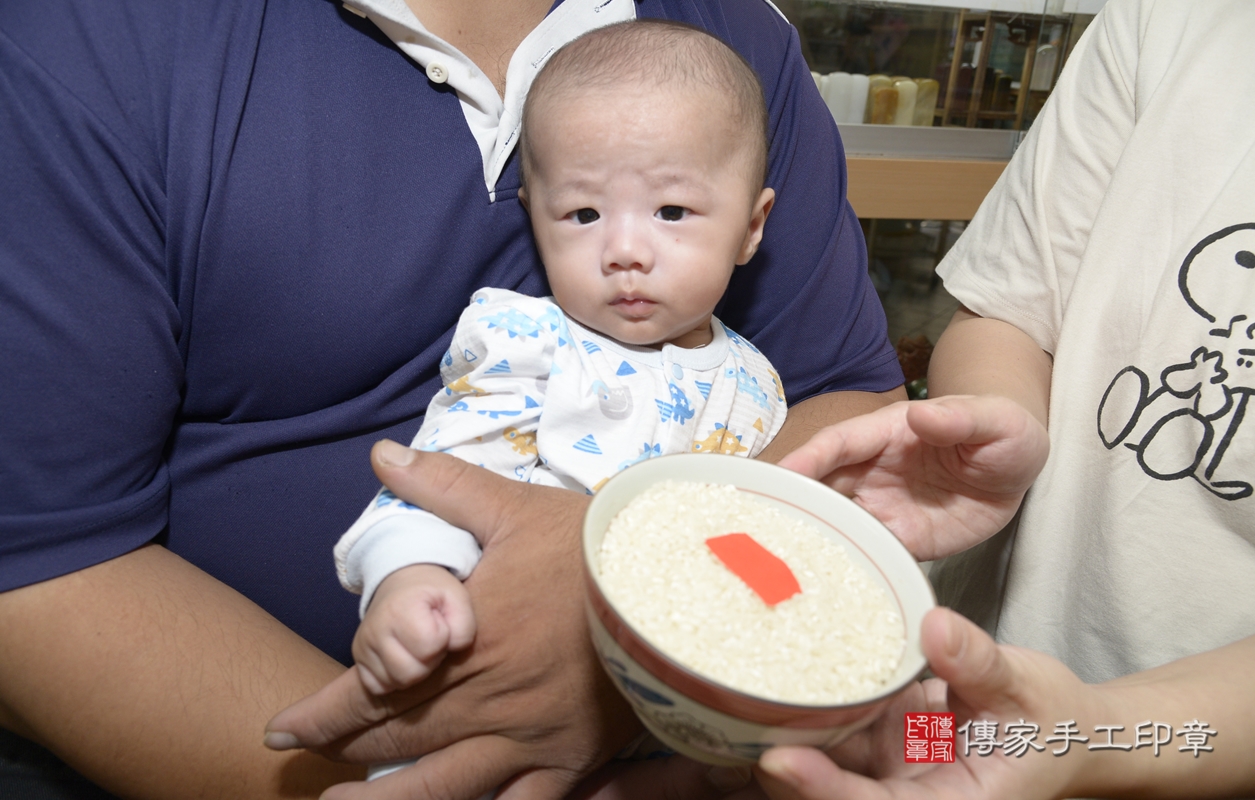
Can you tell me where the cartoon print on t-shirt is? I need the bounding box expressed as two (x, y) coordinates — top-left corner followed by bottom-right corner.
(1098, 223), (1255, 500)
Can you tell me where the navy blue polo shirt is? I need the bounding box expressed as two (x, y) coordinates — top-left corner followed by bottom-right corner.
(0, 0), (901, 664)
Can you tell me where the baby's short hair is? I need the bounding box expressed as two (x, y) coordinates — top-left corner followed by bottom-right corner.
(521, 19), (770, 190)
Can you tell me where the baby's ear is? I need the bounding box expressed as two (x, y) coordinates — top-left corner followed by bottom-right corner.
(736, 187), (776, 265)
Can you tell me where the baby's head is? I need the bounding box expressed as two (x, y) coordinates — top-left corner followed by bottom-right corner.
(519, 20), (774, 349)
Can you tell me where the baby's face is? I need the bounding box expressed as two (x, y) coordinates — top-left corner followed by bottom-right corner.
(521, 83), (773, 349)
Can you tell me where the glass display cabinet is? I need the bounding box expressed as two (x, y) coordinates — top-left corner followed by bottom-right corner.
(777, 0), (1103, 219)
(777, 1), (1106, 386)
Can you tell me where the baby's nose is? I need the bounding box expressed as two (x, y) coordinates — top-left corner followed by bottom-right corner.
(603, 217), (654, 272)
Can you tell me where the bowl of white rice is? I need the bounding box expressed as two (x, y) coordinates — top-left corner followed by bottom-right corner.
(583, 453), (934, 766)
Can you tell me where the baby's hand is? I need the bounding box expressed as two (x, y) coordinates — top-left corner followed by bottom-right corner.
(352, 563), (477, 695)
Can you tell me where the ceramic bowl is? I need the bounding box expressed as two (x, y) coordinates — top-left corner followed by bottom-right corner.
(583, 453), (935, 766)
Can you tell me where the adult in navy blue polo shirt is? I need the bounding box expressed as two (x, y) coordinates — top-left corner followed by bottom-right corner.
(0, 0), (904, 796)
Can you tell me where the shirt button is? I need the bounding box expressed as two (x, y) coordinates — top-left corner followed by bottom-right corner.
(426, 62), (449, 84)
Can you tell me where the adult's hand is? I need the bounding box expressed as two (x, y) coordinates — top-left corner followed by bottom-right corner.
(777, 395), (1049, 561)
(266, 440), (640, 800)
(755, 607), (1093, 800)
(756, 611), (1255, 800)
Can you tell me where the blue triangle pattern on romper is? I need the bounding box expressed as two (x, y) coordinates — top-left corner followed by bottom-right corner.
(463, 349), (478, 362)
(582, 340), (602, 354)
(695, 381), (712, 400)
(524, 396), (540, 408)
(573, 434), (602, 455)
(616, 361), (637, 376)
(484, 359), (511, 375)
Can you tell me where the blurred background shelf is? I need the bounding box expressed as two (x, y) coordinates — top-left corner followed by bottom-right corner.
(790, 0), (1099, 134)
(839, 121), (1014, 220)
(838, 123), (1021, 159)
(846, 156), (1007, 220)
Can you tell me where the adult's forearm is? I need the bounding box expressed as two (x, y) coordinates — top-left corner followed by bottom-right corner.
(1068, 635), (1255, 799)
(757, 387), (905, 464)
(929, 307), (1053, 428)
(0, 544), (363, 798)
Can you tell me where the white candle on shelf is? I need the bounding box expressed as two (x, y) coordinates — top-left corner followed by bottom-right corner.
(823, 72), (852, 123)
(847, 74), (869, 126)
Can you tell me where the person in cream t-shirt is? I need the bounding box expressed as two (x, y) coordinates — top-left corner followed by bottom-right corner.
(933, 0), (1255, 683)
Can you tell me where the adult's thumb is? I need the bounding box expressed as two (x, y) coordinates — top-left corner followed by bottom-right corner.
(919, 607), (1018, 715)
(370, 439), (590, 554)
(264, 666), (389, 750)
(370, 440), (525, 548)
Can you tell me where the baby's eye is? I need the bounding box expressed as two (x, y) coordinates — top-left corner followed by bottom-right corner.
(573, 208), (600, 224)
(657, 206), (688, 222)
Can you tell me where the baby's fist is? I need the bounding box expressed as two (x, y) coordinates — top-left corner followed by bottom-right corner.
(352, 563), (477, 694)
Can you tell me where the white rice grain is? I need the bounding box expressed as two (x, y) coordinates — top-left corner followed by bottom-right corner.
(599, 480), (905, 705)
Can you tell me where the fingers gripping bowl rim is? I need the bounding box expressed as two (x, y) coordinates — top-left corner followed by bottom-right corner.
(582, 453), (935, 766)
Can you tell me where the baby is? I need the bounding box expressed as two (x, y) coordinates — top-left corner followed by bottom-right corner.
(335, 18), (787, 712)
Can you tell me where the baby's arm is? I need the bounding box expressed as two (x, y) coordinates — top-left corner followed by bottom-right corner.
(335, 291), (560, 598)
(352, 563), (476, 694)
(335, 290), (561, 691)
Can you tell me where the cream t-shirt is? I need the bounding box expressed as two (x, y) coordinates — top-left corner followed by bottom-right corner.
(935, 0), (1255, 682)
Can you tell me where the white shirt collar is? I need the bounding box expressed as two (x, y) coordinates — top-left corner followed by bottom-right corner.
(564, 311), (733, 371)
(343, 0), (638, 202)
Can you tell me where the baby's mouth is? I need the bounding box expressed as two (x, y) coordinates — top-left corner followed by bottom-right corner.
(612, 295), (657, 318)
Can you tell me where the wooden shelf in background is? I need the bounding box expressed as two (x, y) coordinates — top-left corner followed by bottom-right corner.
(846, 156), (1007, 220)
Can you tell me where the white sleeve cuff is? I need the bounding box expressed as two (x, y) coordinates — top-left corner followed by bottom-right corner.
(344, 512), (482, 618)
